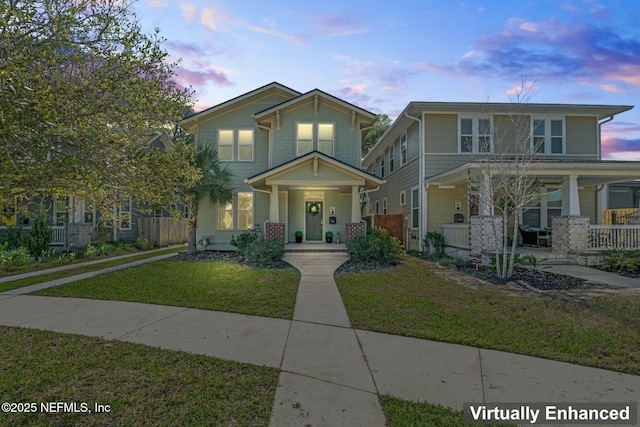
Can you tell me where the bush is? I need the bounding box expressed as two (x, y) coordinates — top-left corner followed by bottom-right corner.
(423, 231), (445, 259)
(133, 237), (151, 250)
(600, 250), (640, 274)
(230, 228), (284, 267)
(21, 213), (53, 259)
(1, 247), (33, 271)
(83, 244), (100, 258)
(0, 227), (28, 250)
(437, 256), (469, 270)
(347, 227), (404, 264)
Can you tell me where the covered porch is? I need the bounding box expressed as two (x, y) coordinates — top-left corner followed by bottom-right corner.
(245, 151), (384, 244)
(428, 160), (640, 265)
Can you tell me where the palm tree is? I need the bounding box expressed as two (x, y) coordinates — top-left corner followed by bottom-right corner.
(185, 144), (233, 254)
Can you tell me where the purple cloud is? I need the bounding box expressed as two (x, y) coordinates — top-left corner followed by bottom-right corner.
(601, 136), (640, 160)
(417, 18), (640, 93)
(174, 65), (234, 90)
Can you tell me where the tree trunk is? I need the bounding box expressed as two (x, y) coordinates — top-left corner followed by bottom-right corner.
(187, 217), (197, 254)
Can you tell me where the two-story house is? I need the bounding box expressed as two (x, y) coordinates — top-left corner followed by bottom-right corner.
(181, 82), (384, 249)
(362, 102), (640, 261)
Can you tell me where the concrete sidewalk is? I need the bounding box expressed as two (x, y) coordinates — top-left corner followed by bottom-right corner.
(537, 264), (640, 288)
(0, 253), (638, 426)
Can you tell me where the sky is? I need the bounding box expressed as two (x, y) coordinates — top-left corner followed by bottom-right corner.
(132, 0), (640, 161)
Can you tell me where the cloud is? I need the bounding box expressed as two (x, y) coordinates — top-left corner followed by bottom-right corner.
(200, 8), (218, 31)
(147, 0), (166, 8)
(416, 18), (640, 94)
(179, 3), (197, 20)
(335, 55), (414, 93)
(311, 14), (368, 37)
(165, 41), (207, 58)
(174, 61), (234, 90)
(601, 136), (640, 160)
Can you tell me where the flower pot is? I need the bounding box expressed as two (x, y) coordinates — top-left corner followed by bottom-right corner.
(325, 237), (332, 243)
(295, 235), (302, 243)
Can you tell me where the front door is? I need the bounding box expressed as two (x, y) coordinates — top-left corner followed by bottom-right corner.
(305, 201), (323, 241)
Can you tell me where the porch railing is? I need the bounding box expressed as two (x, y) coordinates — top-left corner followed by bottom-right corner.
(588, 225), (640, 250)
(49, 226), (66, 246)
(442, 224), (470, 248)
(602, 208), (639, 225)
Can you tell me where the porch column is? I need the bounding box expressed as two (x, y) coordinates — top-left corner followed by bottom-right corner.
(351, 185), (361, 222)
(269, 185), (279, 222)
(561, 175), (580, 216)
(478, 172), (493, 216)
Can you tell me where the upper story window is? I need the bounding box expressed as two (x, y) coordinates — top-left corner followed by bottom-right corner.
(380, 155), (385, 177)
(459, 117), (492, 154)
(297, 123), (334, 156)
(388, 146), (395, 173)
(400, 134), (407, 165)
(532, 118), (564, 154)
(371, 159), (376, 176)
(218, 129), (254, 161)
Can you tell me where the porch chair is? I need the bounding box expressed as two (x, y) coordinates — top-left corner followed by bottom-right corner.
(519, 226), (547, 247)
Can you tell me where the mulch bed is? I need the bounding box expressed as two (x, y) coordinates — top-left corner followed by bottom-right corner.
(456, 265), (587, 290)
(171, 250), (292, 269)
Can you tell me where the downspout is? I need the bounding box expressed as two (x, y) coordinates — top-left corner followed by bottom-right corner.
(405, 111), (424, 251)
(597, 115), (614, 160)
(256, 123), (272, 168)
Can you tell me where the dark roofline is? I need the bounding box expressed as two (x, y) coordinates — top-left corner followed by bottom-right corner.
(253, 88), (376, 118)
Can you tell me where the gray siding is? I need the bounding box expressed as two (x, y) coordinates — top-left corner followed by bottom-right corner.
(566, 116), (598, 157)
(425, 114), (457, 153)
(427, 186), (468, 232)
(272, 102), (360, 168)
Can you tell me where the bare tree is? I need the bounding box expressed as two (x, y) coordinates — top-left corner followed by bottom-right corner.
(469, 79), (543, 278)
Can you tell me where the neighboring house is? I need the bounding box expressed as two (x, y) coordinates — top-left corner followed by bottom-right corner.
(181, 82), (383, 250)
(0, 131), (187, 249)
(362, 102), (640, 263)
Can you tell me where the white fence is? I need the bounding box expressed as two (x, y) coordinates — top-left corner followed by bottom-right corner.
(589, 225), (640, 250)
(442, 224), (470, 248)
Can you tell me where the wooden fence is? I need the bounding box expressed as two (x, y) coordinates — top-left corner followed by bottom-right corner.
(367, 214), (405, 247)
(602, 208), (639, 225)
(139, 217), (188, 247)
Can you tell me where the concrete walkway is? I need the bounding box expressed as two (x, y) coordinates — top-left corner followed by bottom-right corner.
(537, 263), (640, 288)
(0, 252), (638, 426)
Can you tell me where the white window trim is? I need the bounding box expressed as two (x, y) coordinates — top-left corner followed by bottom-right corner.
(237, 129), (255, 162)
(317, 122), (335, 157)
(118, 196), (132, 231)
(530, 117), (565, 155)
(458, 116), (493, 154)
(382, 197), (388, 214)
(237, 192), (254, 230)
(400, 134), (407, 165)
(372, 160), (376, 176)
(388, 145), (395, 173)
(380, 155), (385, 178)
(400, 190), (406, 206)
(218, 129), (234, 161)
(375, 200), (380, 214)
(411, 186), (419, 229)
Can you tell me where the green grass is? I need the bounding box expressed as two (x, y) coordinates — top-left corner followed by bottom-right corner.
(0, 326), (278, 427)
(380, 396), (513, 427)
(0, 247), (184, 293)
(33, 260), (300, 319)
(336, 256), (640, 375)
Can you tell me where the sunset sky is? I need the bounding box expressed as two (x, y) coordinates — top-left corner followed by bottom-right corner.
(132, 0), (640, 160)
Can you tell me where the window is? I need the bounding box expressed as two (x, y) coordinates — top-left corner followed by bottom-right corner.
(383, 197), (387, 214)
(400, 134), (407, 165)
(297, 123), (334, 156)
(380, 155), (385, 177)
(238, 192), (253, 230)
(400, 190), (406, 206)
(218, 202), (233, 229)
(532, 118), (564, 154)
(118, 197), (132, 230)
(218, 130), (234, 161)
(388, 146), (395, 173)
(372, 160), (376, 177)
(411, 187), (419, 229)
(54, 197), (68, 226)
(375, 200), (380, 214)
(318, 123), (334, 156)
(238, 130), (254, 161)
(460, 117), (492, 153)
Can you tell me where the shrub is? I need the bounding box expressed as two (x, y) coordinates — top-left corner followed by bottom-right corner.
(600, 250), (640, 274)
(20, 213), (53, 259)
(133, 236), (151, 250)
(0, 227), (28, 250)
(231, 228), (284, 267)
(83, 244), (100, 258)
(347, 227), (404, 264)
(437, 256), (469, 270)
(1, 247), (33, 271)
(423, 231), (445, 259)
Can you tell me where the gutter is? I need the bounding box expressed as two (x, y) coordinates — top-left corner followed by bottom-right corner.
(597, 115), (614, 160)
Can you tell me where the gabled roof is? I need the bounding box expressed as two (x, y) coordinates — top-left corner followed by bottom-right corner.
(253, 89), (376, 126)
(245, 150), (384, 190)
(180, 82), (301, 125)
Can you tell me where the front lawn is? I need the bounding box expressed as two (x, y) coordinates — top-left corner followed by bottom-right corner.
(33, 260), (300, 319)
(336, 256), (640, 375)
(0, 247), (183, 293)
(0, 326), (278, 426)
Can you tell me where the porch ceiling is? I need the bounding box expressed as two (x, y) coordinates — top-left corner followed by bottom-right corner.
(426, 160), (640, 188)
